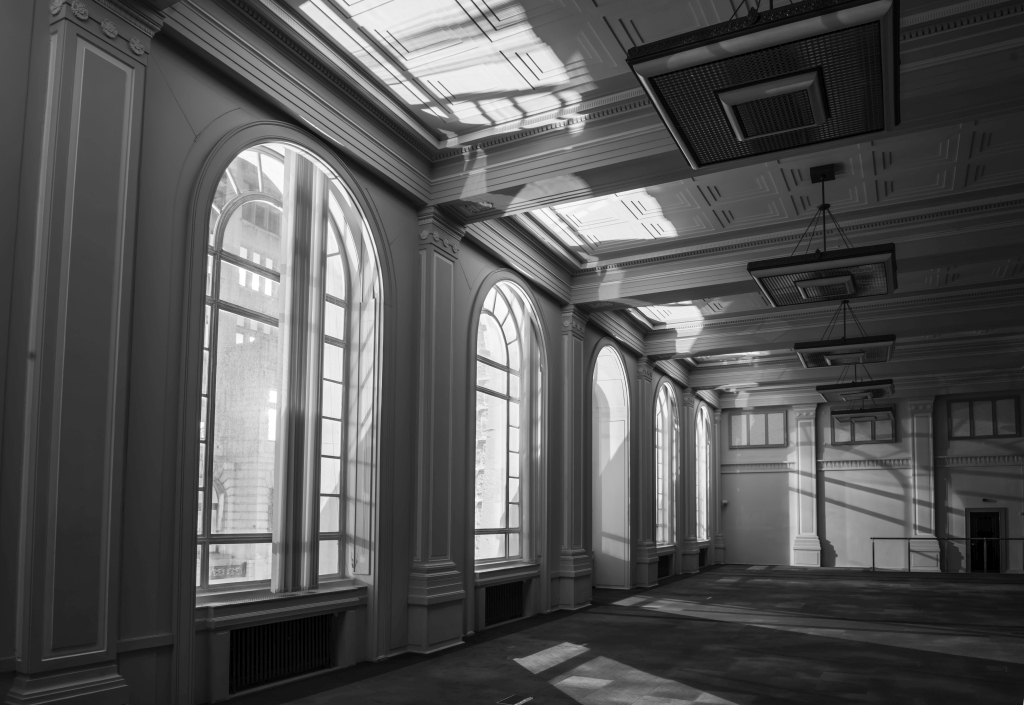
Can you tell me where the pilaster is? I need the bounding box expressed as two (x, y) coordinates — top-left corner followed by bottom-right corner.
(5, 2), (157, 702)
(407, 208), (466, 652)
(677, 393), (699, 574)
(557, 306), (592, 608)
(712, 410), (726, 564)
(908, 397), (941, 571)
(792, 405), (821, 567)
(634, 358), (658, 587)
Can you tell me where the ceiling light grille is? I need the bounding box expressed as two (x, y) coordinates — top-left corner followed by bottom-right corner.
(816, 379), (895, 402)
(748, 244), (897, 306)
(794, 334), (896, 368)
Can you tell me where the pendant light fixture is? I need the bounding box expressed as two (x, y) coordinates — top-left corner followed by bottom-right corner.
(747, 163), (898, 306)
(626, 0), (901, 169)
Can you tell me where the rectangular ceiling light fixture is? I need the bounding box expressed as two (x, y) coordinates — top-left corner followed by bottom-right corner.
(816, 379), (895, 403)
(748, 243), (897, 306)
(831, 405), (895, 424)
(626, 0), (900, 168)
(794, 334), (896, 368)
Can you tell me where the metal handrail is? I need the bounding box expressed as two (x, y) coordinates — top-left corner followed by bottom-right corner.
(868, 536), (1024, 573)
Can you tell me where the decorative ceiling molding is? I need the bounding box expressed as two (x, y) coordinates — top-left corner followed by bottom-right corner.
(722, 462), (794, 474)
(938, 455), (1024, 467)
(653, 359), (690, 389)
(901, 0), (1024, 36)
(819, 459), (912, 470)
(463, 218), (572, 304)
(588, 310), (646, 357)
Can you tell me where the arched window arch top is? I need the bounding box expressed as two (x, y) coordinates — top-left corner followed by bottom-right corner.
(196, 140), (381, 592)
(474, 280), (544, 564)
(655, 383), (679, 546)
(695, 404), (712, 543)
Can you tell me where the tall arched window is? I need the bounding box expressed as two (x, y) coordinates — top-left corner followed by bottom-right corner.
(474, 282), (543, 563)
(655, 384), (678, 545)
(592, 346), (630, 589)
(196, 142), (380, 591)
(696, 405), (711, 542)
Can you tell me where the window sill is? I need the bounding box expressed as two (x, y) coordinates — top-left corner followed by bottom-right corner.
(475, 561), (540, 587)
(194, 580), (367, 631)
(655, 544), (676, 556)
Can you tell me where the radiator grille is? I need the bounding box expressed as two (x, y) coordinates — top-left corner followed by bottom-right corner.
(734, 90), (816, 138)
(229, 615), (333, 693)
(658, 555), (673, 579)
(698, 548), (708, 568)
(485, 581), (525, 626)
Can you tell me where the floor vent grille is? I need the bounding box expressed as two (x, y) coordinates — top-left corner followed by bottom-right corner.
(658, 555), (673, 579)
(485, 581), (525, 626)
(229, 614), (333, 693)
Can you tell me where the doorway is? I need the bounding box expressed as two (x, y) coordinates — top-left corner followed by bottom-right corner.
(968, 510), (1002, 573)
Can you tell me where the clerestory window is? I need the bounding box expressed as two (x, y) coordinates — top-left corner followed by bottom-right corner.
(196, 141), (380, 592)
(655, 384), (678, 546)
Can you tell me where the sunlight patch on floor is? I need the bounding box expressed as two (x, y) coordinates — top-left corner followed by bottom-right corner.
(513, 642), (589, 674)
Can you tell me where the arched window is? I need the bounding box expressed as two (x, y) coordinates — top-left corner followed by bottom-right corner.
(592, 346), (630, 588)
(655, 384), (678, 545)
(196, 142), (380, 591)
(474, 281), (543, 563)
(696, 405), (711, 542)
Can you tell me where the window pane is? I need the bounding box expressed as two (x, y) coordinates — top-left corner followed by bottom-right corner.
(767, 412), (785, 445)
(211, 310), (278, 534)
(325, 301), (345, 340)
(477, 313), (507, 366)
(508, 533), (521, 559)
(321, 457), (341, 495)
(200, 396), (207, 441)
(208, 543), (272, 584)
(492, 290), (509, 322)
(509, 426), (520, 453)
(318, 539), (340, 576)
(321, 419), (342, 457)
(323, 343), (344, 382)
(319, 496), (340, 533)
(259, 152), (283, 199)
(196, 547), (202, 587)
(197, 491), (204, 534)
(198, 442), (205, 487)
(950, 401), (970, 437)
(508, 452), (520, 478)
(507, 340), (520, 371)
(731, 414), (747, 446)
(509, 373), (520, 400)
(973, 400), (993, 436)
(477, 361), (507, 395)
(833, 419), (851, 444)
(219, 261), (280, 318)
(875, 418), (893, 441)
(475, 534), (505, 560)
(202, 350), (210, 393)
(509, 401), (520, 428)
(323, 380), (343, 419)
(509, 477), (520, 503)
(508, 503), (520, 529)
(996, 398), (1016, 436)
(228, 151), (261, 194)
(474, 392), (507, 529)
(220, 200), (282, 268)
(854, 420), (872, 442)
(326, 253), (346, 300)
(749, 413), (766, 446)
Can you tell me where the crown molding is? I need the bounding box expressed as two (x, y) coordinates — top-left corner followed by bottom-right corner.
(463, 219), (572, 304)
(938, 454), (1024, 467)
(819, 459), (912, 470)
(653, 359), (690, 389)
(588, 310), (645, 357)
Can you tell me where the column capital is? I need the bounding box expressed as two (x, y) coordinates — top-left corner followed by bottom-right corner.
(561, 305), (588, 339)
(793, 403), (818, 419)
(637, 356), (653, 383)
(908, 397), (935, 414)
(51, 0), (163, 59)
(418, 206), (464, 257)
(679, 391), (697, 409)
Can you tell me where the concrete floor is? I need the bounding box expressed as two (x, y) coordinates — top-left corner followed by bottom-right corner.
(239, 566), (1024, 705)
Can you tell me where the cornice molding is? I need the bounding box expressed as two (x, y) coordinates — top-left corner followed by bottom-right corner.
(696, 389), (720, 409)
(465, 219), (572, 303)
(722, 462), (794, 474)
(819, 459), (912, 470)
(653, 359), (690, 389)
(902, 1), (1024, 38)
(94, 0), (162, 37)
(938, 454), (1024, 467)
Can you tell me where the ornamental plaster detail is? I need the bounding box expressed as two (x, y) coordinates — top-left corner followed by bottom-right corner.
(95, 0), (162, 37)
(937, 455), (1024, 467)
(50, 0), (63, 15)
(794, 405), (817, 420)
(129, 37), (145, 55)
(722, 462), (794, 473)
(637, 358), (653, 383)
(819, 459), (912, 470)
(101, 19), (118, 39)
(561, 307), (587, 337)
(71, 1), (88, 20)
(909, 401), (935, 413)
(418, 231), (459, 257)
(679, 392), (697, 409)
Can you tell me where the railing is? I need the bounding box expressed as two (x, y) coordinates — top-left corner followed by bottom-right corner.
(869, 536), (1024, 573)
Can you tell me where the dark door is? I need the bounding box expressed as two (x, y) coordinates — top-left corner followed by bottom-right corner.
(969, 511), (1000, 573)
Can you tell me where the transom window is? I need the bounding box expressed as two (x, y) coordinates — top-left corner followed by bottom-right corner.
(474, 282), (542, 563)
(832, 414), (895, 444)
(730, 410), (786, 448)
(197, 141), (379, 591)
(655, 384), (678, 545)
(949, 397), (1019, 439)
